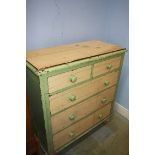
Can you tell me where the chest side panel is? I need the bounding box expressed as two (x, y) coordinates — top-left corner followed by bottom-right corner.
(26, 68), (48, 152)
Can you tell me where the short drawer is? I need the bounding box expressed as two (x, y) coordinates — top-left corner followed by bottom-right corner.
(93, 56), (121, 77)
(96, 86), (116, 107)
(94, 103), (112, 125)
(50, 71), (119, 115)
(48, 66), (91, 93)
(51, 86), (115, 134)
(53, 114), (94, 150)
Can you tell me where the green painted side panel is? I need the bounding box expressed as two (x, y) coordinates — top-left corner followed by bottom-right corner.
(110, 53), (125, 115)
(39, 74), (53, 155)
(26, 68), (48, 151)
(26, 61), (38, 76)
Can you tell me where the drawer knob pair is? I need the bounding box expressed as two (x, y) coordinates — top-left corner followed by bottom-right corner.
(69, 75), (77, 83)
(69, 114), (76, 120)
(104, 80), (110, 86)
(98, 113), (103, 119)
(101, 97), (107, 104)
(69, 95), (76, 102)
(106, 64), (112, 70)
(69, 132), (75, 138)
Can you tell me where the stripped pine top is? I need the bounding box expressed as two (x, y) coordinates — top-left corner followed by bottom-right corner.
(26, 40), (125, 70)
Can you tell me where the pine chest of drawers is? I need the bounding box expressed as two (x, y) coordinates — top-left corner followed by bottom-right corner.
(26, 40), (126, 155)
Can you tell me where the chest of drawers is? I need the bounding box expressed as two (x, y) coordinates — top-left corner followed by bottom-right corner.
(26, 40), (126, 155)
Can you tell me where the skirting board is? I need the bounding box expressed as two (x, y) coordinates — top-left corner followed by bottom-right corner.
(114, 102), (129, 120)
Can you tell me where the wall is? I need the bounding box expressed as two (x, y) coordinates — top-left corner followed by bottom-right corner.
(27, 0), (129, 109)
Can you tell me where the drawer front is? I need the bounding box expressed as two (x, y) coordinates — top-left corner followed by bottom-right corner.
(51, 86), (115, 134)
(50, 71), (119, 114)
(48, 66), (91, 93)
(93, 56), (121, 77)
(97, 70), (119, 91)
(53, 114), (94, 150)
(96, 86), (116, 107)
(51, 95), (98, 134)
(94, 103), (112, 124)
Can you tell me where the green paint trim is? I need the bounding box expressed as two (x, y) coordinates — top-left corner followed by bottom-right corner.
(51, 84), (117, 116)
(49, 68), (119, 96)
(37, 50), (126, 76)
(55, 114), (111, 152)
(110, 53), (125, 115)
(26, 61), (39, 76)
(39, 74), (53, 155)
(53, 102), (112, 135)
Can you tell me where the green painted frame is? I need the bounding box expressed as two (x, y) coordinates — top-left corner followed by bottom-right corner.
(39, 74), (54, 155)
(26, 49), (126, 155)
(110, 52), (125, 114)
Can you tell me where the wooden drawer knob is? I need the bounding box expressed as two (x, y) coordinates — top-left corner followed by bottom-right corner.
(69, 114), (76, 120)
(106, 64), (112, 70)
(69, 75), (77, 83)
(104, 80), (110, 86)
(101, 97), (107, 104)
(98, 113), (103, 119)
(68, 95), (76, 102)
(69, 132), (75, 138)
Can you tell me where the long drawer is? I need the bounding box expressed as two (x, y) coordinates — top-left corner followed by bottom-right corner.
(93, 56), (121, 77)
(48, 66), (91, 93)
(51, 86), (115, 134)
(50, 71), (119, 115)
(53, 103), (112, 150)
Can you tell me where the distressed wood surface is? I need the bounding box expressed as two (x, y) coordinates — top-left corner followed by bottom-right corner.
(26, 40), (126, 154)
(26, 40), (125, 70)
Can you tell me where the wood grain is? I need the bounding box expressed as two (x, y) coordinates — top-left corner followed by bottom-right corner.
(49, 74), (117, 114)
(93, 56), (121, 77)
(53, 103), (112, 150)
(94, 103), (112, 124)
(51, 86), (116, 134)
(53, 114), (94, 150)
(50, 71), (118, 115)
(48, 66), (91, 93)
(26, 40), (124, 70)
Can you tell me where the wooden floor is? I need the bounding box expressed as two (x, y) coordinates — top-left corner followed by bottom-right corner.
(56, 112), (129, 155)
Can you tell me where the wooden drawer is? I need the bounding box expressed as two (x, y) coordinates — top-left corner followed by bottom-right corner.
(94, 70), (119, 92)
(94, 103), (112, 125)
(96, 86), (116, 107)
(53, 114), (94, 150)
(93, 56), (121, 77)
(48, 66), (91, 93)
(50, 71), (119, 114)
(51, 86), (115, 134)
